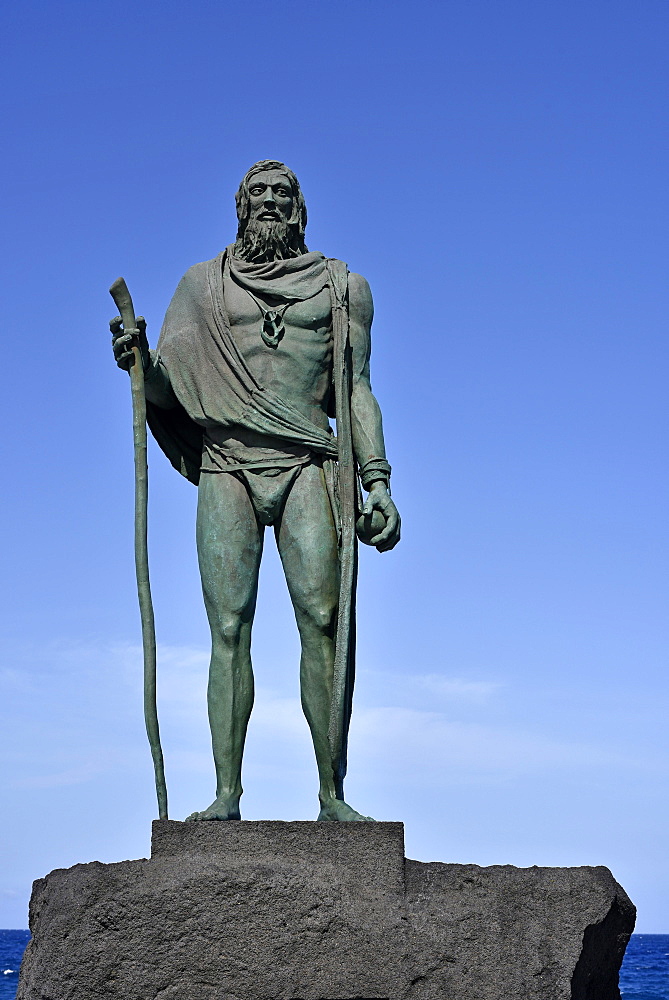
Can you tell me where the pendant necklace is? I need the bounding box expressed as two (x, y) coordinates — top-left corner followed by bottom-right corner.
(244, 288), (293, 348)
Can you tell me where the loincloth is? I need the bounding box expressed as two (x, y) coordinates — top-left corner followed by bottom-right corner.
(201, 428), (337, 528)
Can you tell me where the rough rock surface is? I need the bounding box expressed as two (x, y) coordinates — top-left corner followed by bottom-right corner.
(18, 820), (635, 1000)
(404, 860), (635, 1000)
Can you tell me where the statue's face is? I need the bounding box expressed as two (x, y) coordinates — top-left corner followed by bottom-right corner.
(247, 170), (294, 224)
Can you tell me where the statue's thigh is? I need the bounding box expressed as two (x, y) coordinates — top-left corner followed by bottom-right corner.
(196, 472), (263, 612)
(277, 463), (339, 611)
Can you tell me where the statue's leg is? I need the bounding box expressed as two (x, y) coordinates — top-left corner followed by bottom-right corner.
(186, 471), (263, 821)
(277, 462), (373, 821)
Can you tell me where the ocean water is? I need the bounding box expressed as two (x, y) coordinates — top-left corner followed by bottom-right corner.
(620, 935), (669, 1000)
(0, 931), (29, 1000)
(0, 929), (667, 997)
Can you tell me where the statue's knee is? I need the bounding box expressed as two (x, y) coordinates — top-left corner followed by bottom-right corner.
(213, 613), (245, 646)
(300, 600), (337, 635)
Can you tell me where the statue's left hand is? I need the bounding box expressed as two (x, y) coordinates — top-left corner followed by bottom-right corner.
(360, 484), (401, 552)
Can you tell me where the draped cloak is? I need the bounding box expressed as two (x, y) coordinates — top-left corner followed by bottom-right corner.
(146, 249), (357, 797)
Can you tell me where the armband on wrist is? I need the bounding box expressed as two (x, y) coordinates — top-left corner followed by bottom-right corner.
(359, 458), (392, 491)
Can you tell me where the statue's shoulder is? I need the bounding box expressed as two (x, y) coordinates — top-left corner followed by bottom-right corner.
(346, 271), (373, 322)
(180, 253), (223, 285)
(171, 253), (225, 304)
(347, 270), (371, 294)
(322, 257), (372, 312)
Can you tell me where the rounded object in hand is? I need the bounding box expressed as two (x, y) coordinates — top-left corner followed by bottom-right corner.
(356, 509), (386, 545)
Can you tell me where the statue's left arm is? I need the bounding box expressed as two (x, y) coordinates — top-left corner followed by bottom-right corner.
(348, 272), (401, 552)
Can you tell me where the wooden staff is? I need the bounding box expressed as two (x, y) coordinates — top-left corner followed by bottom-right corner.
(109, 277), (168, 819)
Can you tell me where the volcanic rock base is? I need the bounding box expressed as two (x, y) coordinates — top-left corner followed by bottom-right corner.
(18, 820), (635, 1000)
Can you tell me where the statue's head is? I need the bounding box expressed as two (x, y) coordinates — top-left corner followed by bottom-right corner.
(233, 160), (308, 262)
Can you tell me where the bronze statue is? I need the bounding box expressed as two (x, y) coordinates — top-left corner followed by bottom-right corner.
(111, 161), (400, 821)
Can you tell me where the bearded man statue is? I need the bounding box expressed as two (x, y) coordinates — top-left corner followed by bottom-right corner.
(111, 160), (401, 821)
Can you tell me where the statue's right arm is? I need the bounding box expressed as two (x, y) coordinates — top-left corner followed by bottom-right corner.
(110, 315), (178, 409)
(143, 352), (178, 409)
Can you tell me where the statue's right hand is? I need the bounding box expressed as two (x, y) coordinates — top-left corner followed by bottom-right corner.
(110, 315), (150, 372)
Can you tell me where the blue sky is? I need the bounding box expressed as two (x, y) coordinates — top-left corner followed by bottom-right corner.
(1, 0), (668, 932)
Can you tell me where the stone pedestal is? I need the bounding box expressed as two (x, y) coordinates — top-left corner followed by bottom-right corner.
(18, 820), (635, 1000)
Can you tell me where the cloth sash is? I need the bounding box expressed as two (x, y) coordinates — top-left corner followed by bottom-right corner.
(145, 250), (337, 483)
(325, 258), (358, 798)
(228, 250), (329, 303)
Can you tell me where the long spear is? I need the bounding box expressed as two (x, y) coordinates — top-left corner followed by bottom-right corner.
(109, 277), (168, 819)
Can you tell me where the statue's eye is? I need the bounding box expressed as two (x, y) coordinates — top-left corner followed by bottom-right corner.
(250, 187), (263, 195)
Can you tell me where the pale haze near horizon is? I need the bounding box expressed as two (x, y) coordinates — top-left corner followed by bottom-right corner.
(1, 1), (667, 932)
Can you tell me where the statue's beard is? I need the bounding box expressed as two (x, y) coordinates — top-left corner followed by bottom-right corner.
(233, 219), (307, 263)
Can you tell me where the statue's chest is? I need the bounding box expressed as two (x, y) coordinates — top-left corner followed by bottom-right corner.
(224, 279), (333, 371)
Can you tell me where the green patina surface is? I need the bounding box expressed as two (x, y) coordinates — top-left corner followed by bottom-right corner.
(111, 161), (400, 821)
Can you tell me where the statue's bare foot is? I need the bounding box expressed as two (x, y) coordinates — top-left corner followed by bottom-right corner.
(317, 799), (375, 822)
(185, 795), (241, 821)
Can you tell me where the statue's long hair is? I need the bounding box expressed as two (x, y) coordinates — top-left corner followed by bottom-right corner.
(234, 160), (308, 252)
